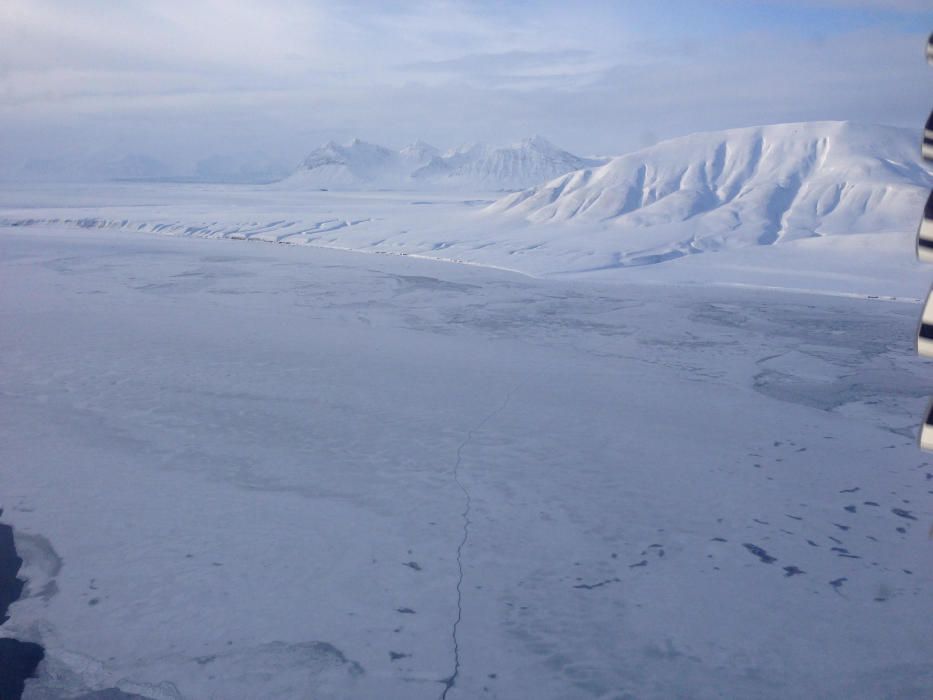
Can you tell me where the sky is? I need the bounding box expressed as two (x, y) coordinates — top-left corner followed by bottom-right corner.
(1, 0), (932, 179)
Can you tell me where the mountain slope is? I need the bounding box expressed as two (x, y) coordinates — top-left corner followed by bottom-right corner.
(488, 122), (933, 259)
(284, 139), (409, 188)
(413, 136), (604, 190)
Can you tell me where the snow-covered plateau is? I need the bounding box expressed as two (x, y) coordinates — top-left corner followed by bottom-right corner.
(1, 121), (932, 699)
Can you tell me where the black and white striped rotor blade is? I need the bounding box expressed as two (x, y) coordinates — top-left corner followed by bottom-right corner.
(917, 190), (933, 263)
(918, 287), (933, 357)
(928, 32), (933, 65)
(925, 110), (933, 162)
(920, 400), (933, 452)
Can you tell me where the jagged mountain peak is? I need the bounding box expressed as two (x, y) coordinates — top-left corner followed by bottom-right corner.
(283, 136), (602, 191)
(512, 135), (559, 151)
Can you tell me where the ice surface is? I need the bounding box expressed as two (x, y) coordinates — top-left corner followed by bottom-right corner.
(1, 207), (932, 698)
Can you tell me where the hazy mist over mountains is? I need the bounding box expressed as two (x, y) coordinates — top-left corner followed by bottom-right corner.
(2, 136), (605, 187)
(2, 2), (931, 179)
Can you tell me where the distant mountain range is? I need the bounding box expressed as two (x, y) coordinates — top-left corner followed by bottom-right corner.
(14, 154), (175, 183)
(487, 121), (933, 261)
(278, 136), (607, 191)
(6, 153), (292, 184)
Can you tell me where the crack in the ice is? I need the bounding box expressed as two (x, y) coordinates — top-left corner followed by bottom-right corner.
(441, 386), (517, 700)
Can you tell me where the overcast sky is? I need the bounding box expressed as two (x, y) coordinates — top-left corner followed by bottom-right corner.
(1, 0), (932, 175)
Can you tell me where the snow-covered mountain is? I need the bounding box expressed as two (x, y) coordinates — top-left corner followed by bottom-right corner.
(287, 139), (408, 188)
(488, 122), (933, 256)
(412, 136), (604, 190)
(279, 136), (604, 191)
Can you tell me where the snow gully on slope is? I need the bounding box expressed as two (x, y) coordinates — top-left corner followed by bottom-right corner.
(440, 387), (517, 700)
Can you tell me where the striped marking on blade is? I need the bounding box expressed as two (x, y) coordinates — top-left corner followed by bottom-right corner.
(917, 286), (933, 358)
(917, 191), (933, 263)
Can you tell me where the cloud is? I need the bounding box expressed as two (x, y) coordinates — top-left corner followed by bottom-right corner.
(402, 49), (593, 74)
(0, 0), (930, 175)
(398, 49), (605, 90)
(791, 0), (931, 9)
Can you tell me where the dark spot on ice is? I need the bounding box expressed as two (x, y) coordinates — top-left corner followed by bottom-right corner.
(396, 607), (416, 614)
(753, 519), (769, 525)
(629, 560), (648, 568)
(88, 597), (99, 606)
(843, 505), (856, 513)
(403, 561), (422, 571)
(838, 554), (861, 559)
(783, 566), (805, 577)
(828, 536), (843, 545)
(904, 569), (913, 575)
(195, 655), (216, 665)
(891, 508), (917, 520)
(785, 514), (803, 521)
(806, 540), (819, 547)
(863, 501), (879, 507)
(39, 581), (58, 601)
(711, 537), (728, 542)
(832, 523), (850, 531)
(896, 527), (907, 534)
(831, 547), (849, 554)
(839, 487), (860, 493)
(830, 577), (847, 589)
(574, 577), (620, 590)
(389, 651), (409, 661)
(742, 544), (777, 564)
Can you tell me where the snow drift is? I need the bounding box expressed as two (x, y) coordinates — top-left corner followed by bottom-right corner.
(488, 122), (933, 255)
